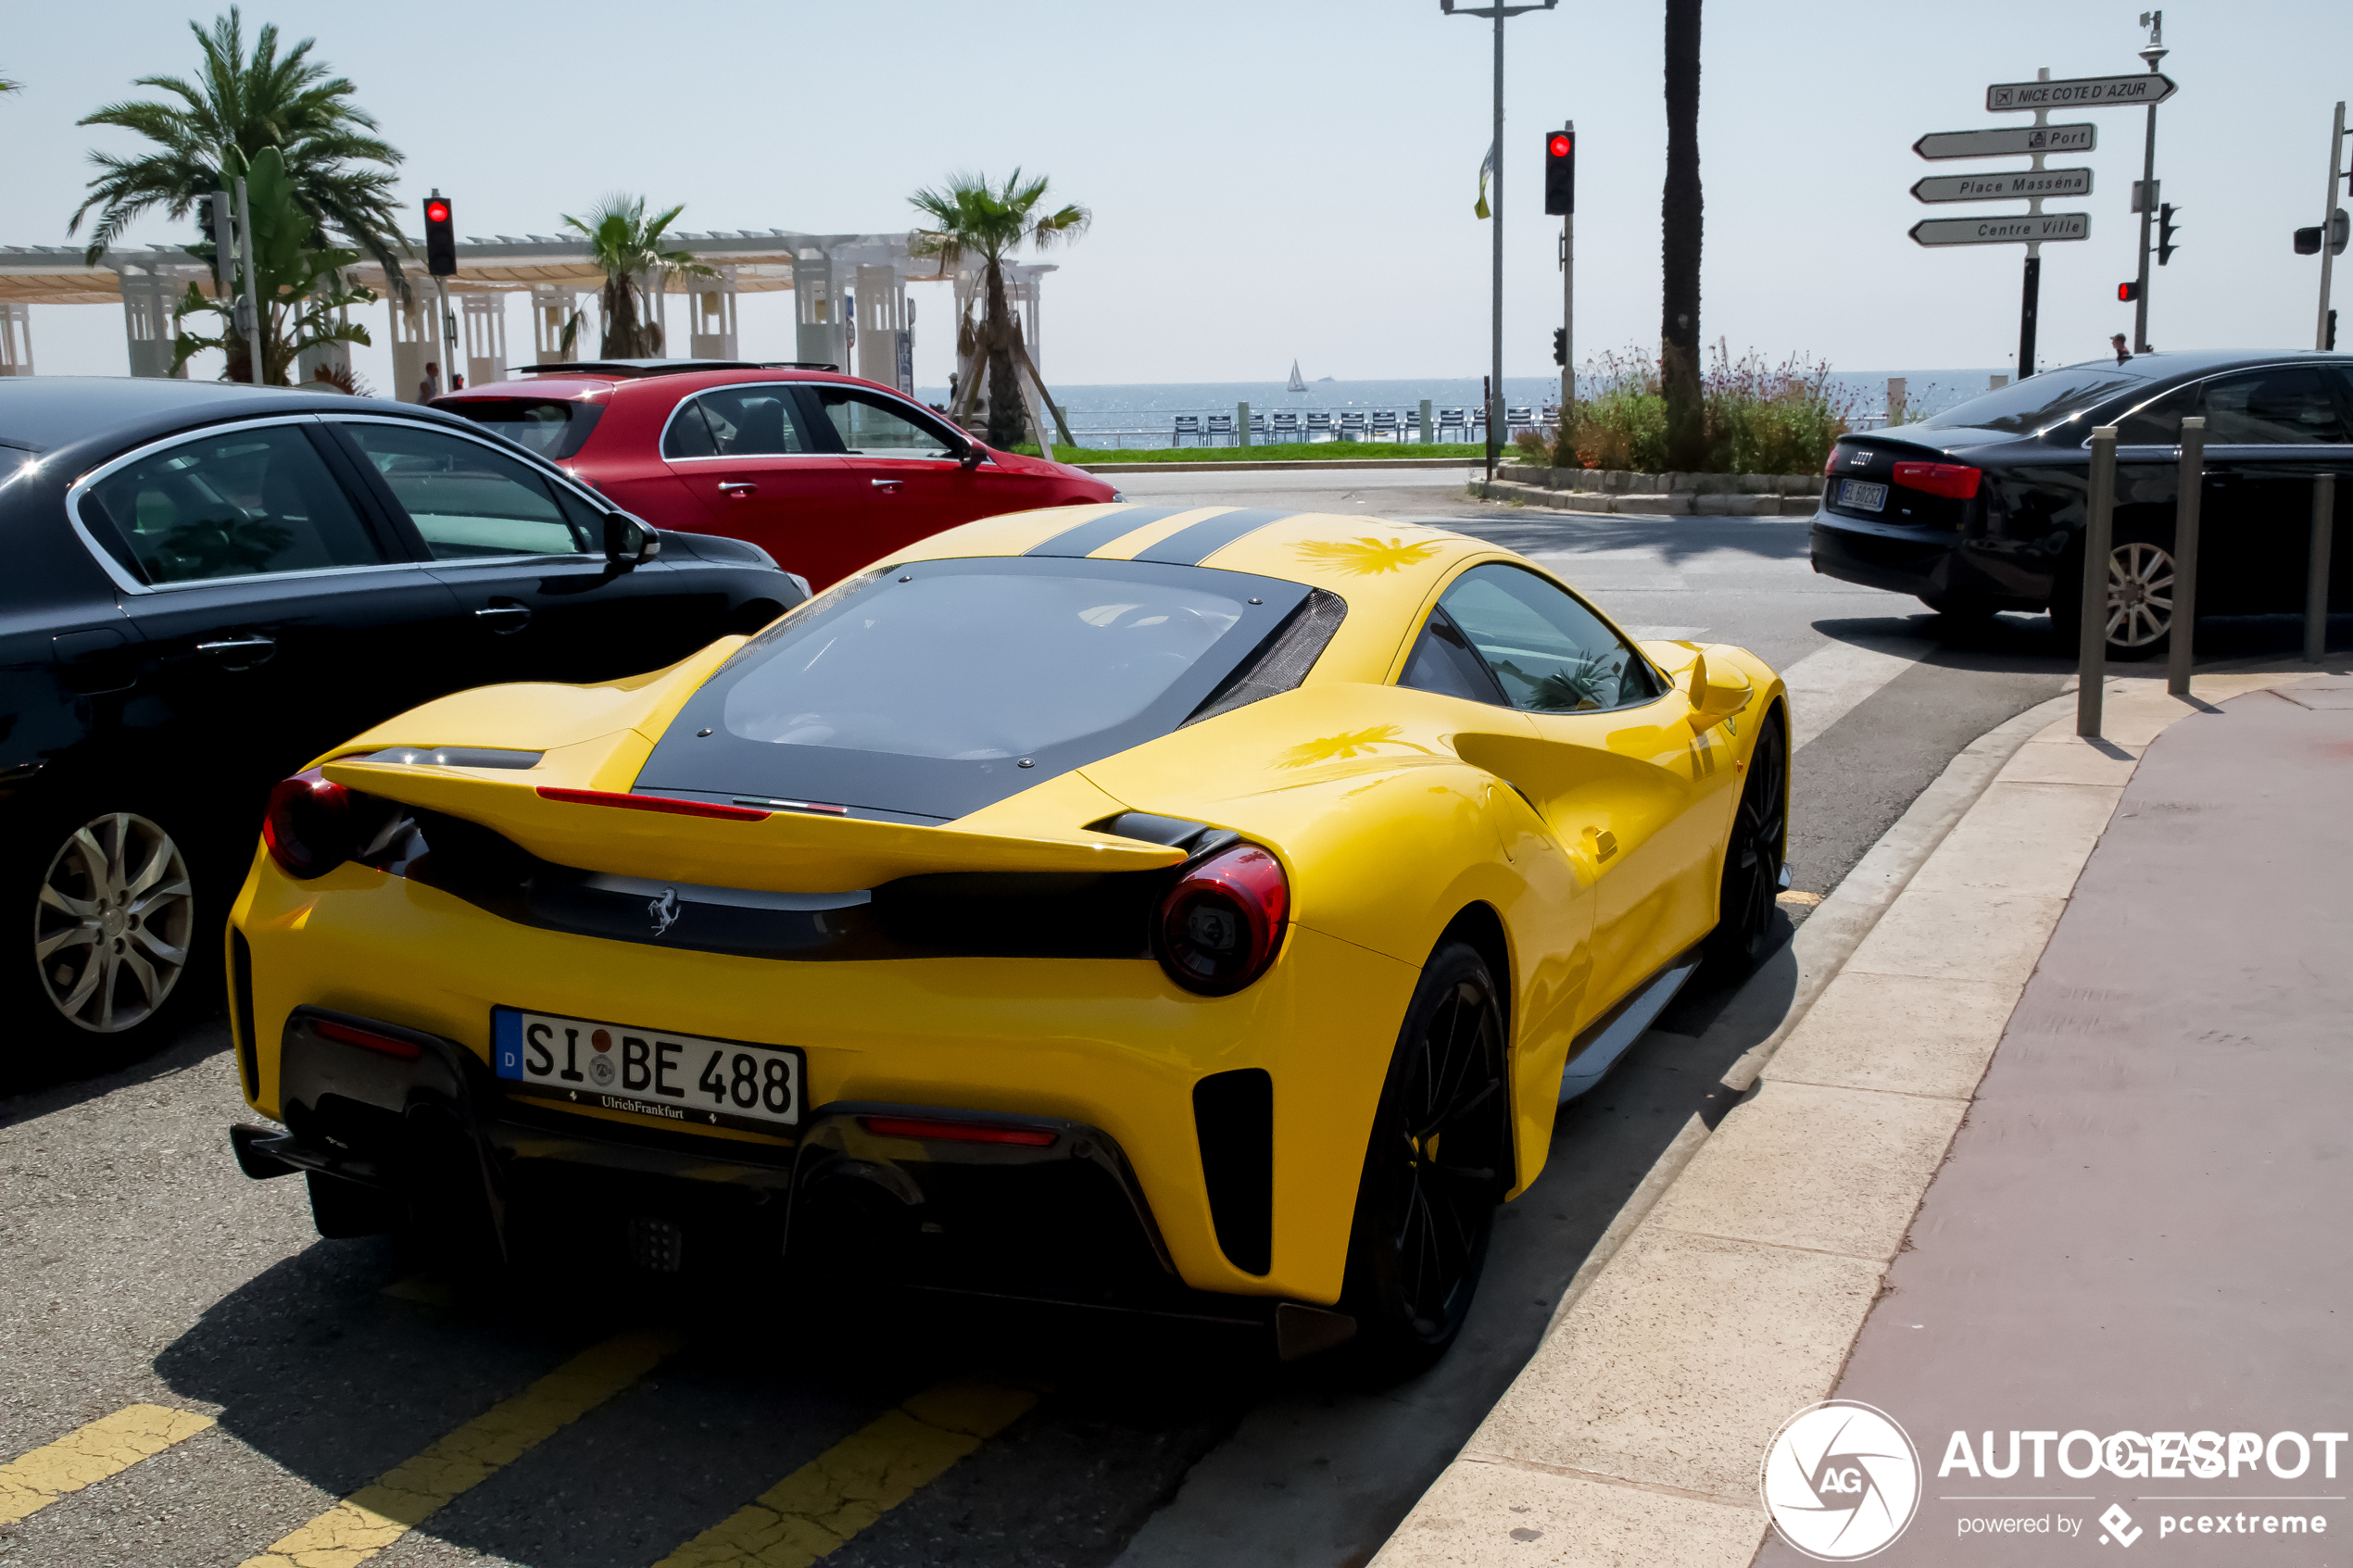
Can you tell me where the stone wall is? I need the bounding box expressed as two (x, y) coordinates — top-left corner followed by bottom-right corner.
(1477, 465), (1823, 516)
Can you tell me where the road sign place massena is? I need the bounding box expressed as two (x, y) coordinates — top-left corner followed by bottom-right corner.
(1899, 75), (2177, 250)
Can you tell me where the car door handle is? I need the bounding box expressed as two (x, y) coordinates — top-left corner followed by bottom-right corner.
(717, 482), (757, 496)
(195, 634), (276, 662)
(871, 478), (902, 490)
(474, 603), (533, 633)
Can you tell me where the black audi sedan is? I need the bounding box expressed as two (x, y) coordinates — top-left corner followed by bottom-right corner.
(1811, 351), (2353, 658)
(1, 379), (805, 1073)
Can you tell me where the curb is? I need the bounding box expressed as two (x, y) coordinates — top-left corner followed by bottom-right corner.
(1074, 457), (1483, 474)
(1468, 478), (1818, 519)
(1370, 665), (2330, 1568)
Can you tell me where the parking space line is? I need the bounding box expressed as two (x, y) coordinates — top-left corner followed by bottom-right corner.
(237, 1327), (681, 1568)
(0, 1402), (217, 1524)
(649, 1377), (1040, 1568)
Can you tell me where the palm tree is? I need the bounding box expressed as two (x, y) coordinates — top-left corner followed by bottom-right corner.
(1660, 0), (1706, 470)
(560, 194), (711, 359)
(910, 169), (1088, 449)
(0, 71), (20, 94)
(68, 8), (406, 294)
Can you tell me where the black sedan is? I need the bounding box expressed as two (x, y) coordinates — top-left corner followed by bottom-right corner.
(1811, 350), (2353, 657)
(1, 379), (805, 1072)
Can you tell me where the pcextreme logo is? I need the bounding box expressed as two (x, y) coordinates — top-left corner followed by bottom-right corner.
(1762, 1401), (1924, 1561)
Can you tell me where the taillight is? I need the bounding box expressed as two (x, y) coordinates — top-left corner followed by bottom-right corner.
(312, 1017), (423, 1061)
(1155, 843), (1289, 996)
(1892, 461), (1982, 500)
(859, 1115), (1057, 1147)
(262, 768), (356, 879)
(1823, 447), (1843, 476)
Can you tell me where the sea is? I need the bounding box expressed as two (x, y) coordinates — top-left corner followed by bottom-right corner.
(919, 372), (2015, 447)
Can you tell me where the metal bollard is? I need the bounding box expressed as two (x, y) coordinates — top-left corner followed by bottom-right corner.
(2309, 471), (2336, 662)
(2166, 417), (2206, 696)
(2078, 427), (2119, 739)
(1238, 401), (1251, 450)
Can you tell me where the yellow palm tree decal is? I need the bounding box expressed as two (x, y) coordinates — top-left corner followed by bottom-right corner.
(1276, 725), (1430, 770)
(1294, 537), (1444, 576)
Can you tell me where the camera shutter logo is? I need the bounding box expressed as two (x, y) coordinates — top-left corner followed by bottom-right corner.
(1760, 1400), (1922, 1561)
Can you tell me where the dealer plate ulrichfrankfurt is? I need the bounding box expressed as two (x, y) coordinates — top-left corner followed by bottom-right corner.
(1838, 479), (1888, 512)
(492, 1007), (803, 1135)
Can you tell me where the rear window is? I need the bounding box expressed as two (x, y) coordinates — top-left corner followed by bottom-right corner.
(439, 398), (605, 459)
(635, 558), (1315, 822)
(1919, 361), (2158, 435)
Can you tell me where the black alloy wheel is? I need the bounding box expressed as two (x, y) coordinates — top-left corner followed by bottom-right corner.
(1706, 709), (1788, 971)
(1340, 940), (1509, 1380)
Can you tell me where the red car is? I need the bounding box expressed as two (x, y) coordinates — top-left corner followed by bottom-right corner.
(436, 360), (1118, 588)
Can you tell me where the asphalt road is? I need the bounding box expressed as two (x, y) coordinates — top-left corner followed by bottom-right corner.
(17, 469), (2292, 1568)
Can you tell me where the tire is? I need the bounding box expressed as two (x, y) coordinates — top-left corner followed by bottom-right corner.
(1, 802), (221, 1080)
(1705, 708), (1789, 972)
(1337, 940), (1510, 1381)
(2047, 528), (2176, 661)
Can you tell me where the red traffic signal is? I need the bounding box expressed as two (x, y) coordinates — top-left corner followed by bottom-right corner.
(422, 191), (457, 277)
(1543, 128), (1575, 218)
(2117, 281), (2140, 303)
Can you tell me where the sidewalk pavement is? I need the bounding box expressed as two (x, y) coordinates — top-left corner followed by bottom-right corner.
(1371, 664), (2351, 1567)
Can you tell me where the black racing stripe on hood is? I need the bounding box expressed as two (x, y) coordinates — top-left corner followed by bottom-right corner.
(1025, 506), (1187, 558)
(1132, 508), (1297, 566)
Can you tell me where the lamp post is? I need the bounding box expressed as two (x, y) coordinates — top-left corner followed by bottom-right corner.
(2131, 11), (2167, 354)
(1442, 0), (1558, 481)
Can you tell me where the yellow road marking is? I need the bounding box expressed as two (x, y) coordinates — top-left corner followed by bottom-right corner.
(0, 1403), (216, 1524)
(239, 1328), (680, 1568)
(650, 1377), (1040, 1568)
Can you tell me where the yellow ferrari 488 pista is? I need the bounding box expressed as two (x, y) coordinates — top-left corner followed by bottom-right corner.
(226, 502), (1787, 1374)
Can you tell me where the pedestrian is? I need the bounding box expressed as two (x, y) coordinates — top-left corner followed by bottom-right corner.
(420, 360), (442, 402)
(2110, 333), (2131, 365)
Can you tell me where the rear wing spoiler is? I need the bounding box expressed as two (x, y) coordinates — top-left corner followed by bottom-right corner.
(320, 759), (1184, 892)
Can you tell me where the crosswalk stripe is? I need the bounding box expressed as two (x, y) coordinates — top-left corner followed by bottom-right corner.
(1775, 634), (1931, 748)
(0, 1403), (217, 1524)
(237, 1327), (681, 1568)
(649, 1377), (1040, 1568)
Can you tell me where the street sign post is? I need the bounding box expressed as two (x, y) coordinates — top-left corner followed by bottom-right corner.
(1987, 73), (2176, 111)
(1910, 212), (2091, 246)
(1912, 168), (2093, 204)
(1915, 123), (2096, 159)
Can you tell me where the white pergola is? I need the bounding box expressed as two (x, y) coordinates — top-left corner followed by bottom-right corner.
(0, 230), (1057, 406)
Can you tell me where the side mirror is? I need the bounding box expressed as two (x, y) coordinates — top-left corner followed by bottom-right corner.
(958, 439), (987, 471)
(603, 511), (661, 569)
(1685, 651), (1751, 727)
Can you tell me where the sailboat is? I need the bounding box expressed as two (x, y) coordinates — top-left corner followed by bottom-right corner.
(1286, 360), (1307, 394)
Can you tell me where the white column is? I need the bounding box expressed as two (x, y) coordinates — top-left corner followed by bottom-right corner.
(0, 302), (32, 377)
(114, 263), (188, 379)
(531, 284), (590, 363)
(690, 266), (740, 359)
(460, 292), (507, 388)
(793, 252), (843, 368)
(388, 295), (434, 402)
(855, 263), (900, 386)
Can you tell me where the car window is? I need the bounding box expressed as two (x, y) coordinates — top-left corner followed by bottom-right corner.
(811, 387), (960, 458)
(1427, 563), (1666, 713)
(1399, 610), (1506, 703)
(439, 397), (605, 459)
(341, 422), (595, 559)
(80, 423), (391, 584)
(663, 387), (814, 458)
(2112, 383), (2199, 446)
(2196, 367), (2352, 445)
(1919, 361), (2156, 435)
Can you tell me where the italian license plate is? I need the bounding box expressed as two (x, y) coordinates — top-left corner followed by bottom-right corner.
(492, 1008), (803, 1134)
(1838, 478), (1888, 512)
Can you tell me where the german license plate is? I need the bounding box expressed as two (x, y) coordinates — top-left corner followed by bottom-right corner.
(1838, 479), (1888, 512)
(492, 1008), (803, 1134)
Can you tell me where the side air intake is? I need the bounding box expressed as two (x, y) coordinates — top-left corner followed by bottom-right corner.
(1193, 1068), (1274, 1274)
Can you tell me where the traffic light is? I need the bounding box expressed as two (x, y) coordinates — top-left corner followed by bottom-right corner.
(1551, 327), (1567, 367)
(423, 191), (457, 277)
(2118, 281), (2140, 303)
(2157, 203), (2182, 266)
(2296, 210), (2351, 257)
(1543, 129), (1575, 217)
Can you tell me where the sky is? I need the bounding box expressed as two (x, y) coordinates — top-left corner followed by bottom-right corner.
(6, 0), (2351, 395)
